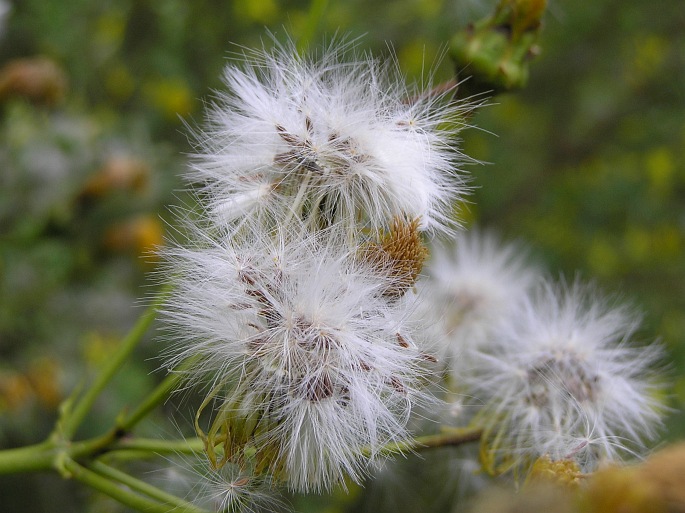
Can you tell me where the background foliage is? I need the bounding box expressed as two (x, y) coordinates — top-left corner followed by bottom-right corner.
(0, 0), (683, 511)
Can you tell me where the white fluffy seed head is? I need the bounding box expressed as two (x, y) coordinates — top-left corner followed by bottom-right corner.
(161, 227), (433, 491)
(158, 453), (286, 513)
(415, 229), (541, 373)
(469, 278), (665, 474)
(188, 39), (470, 238)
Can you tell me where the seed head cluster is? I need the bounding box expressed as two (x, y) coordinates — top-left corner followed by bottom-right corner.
(468, 280), (664, 473)
(420, 234), (665, 475)
(164, 230), (430, 491)
(162, 38), (666, 510)
(163, 39), (465, 500)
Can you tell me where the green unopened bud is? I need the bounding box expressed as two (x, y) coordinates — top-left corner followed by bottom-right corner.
(450, 0), (547, 97)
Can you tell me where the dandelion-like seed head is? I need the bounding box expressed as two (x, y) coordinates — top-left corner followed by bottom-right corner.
(159, 452), (286, 513)
(162, 227), (433, 492)
(523, 347), (599, 410)
(416, 230), (541, 375)
(190, 39), (470, 237)
(198, 466), (280, 513)
(470, 279), (664, 475)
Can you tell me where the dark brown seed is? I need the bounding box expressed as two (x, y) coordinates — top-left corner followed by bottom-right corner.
(390, 376), (406, 394)
(248, 337), (267, 352)
(239, 269), (256, 286)
(304, 373), (334, 401)
(337, 385), (351, 407)
(420, 352), (438, 363)
(276, 124), (299, 145)
(358, 360), (372, 372)
(232, 476), (250, 487)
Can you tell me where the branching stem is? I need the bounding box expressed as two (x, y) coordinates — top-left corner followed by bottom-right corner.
(88, 460), (208, 513)
(62, 458), (208, 513)
(59, 287), (170, 440)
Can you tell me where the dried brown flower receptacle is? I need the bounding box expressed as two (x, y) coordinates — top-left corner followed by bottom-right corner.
(362, 217), (429, 299)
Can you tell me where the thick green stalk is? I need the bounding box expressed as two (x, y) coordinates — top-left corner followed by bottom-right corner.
(0, 430), (121, 475)
(0, 435), (204, 474)
(0, 441), (55, 474)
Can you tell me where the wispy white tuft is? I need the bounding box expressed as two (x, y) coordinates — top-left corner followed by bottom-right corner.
(415, 229), (541, 375)
(158, 452), (287, 513)
(162, 226), (433, 491)
(468, 278), (665, 473)
(189, 38), (470, 236)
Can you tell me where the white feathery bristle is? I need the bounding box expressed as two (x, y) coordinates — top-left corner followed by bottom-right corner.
(416, 229), (541, 372)
(158, 453), (286, 513)
(467, 278), (664, 472)
(161, 227), (432, 491)
(188, 40), (470, 236)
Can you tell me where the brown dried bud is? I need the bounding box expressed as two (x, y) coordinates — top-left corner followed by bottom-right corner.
(363, 217), (429, 299)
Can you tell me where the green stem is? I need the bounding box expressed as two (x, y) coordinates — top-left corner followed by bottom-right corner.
(0, 435), (204, 474)
(111, 437), (205, 456)
(415, 427), (483, 450)
(0, 425), (482, 475)
(117, 357), (196, 433)
(62, 457), (197, 513)
(363, 426), (483, 457)
(68, 430), (122, 459)
(89, 460), (208, 513)
(0, 441), (55, 474)
(0, 430), (120, 475)
(60, 288), (169, 439)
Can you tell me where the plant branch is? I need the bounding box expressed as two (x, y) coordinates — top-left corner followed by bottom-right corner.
(59, 288), (169, 439)
(110, 437), (205, 457)
(89, 460), (208, 513)
(0, 430), (121, 475)
(0, 435), (204, 474)
(363, 426), (483, 457)
(0, 441), (55, 474)
(62, 457), (199, 513)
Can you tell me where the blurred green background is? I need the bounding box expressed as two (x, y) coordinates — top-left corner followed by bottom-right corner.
(0, 0), (683, 511)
